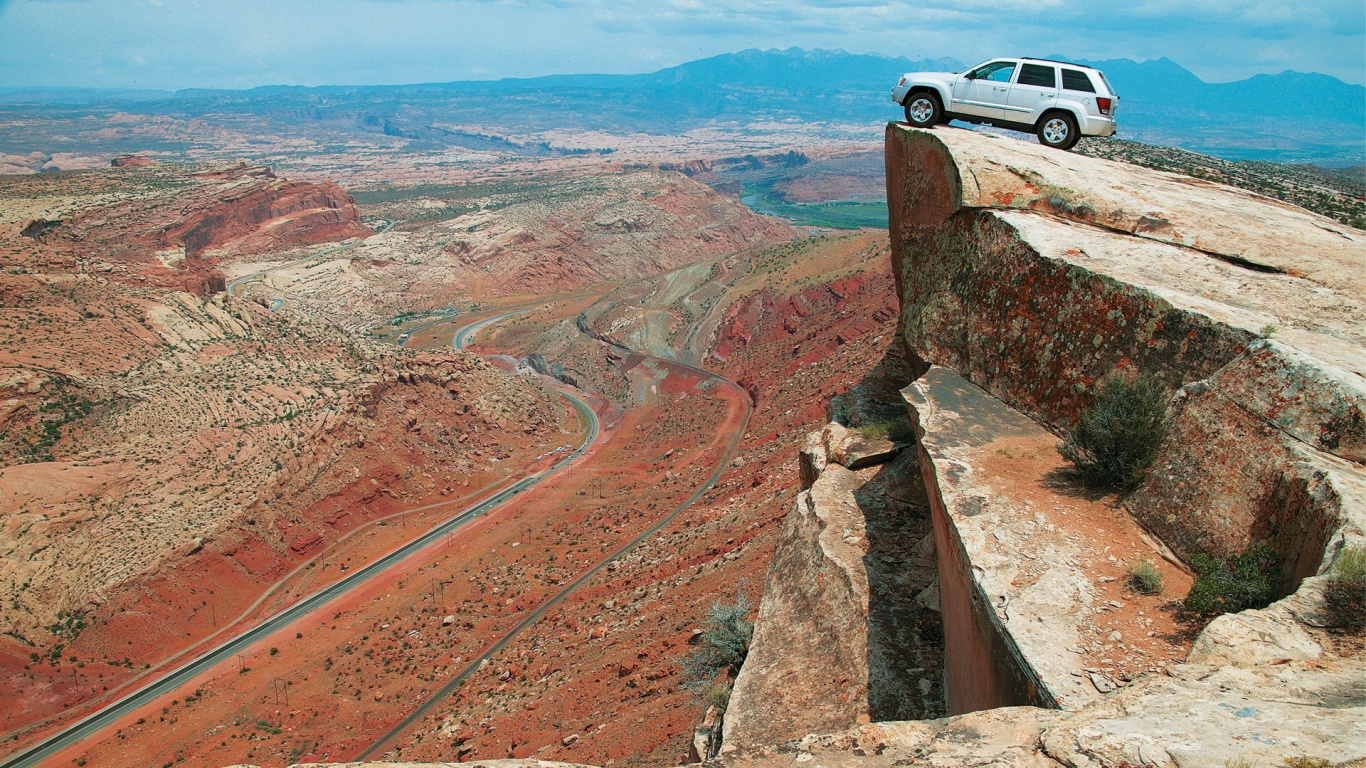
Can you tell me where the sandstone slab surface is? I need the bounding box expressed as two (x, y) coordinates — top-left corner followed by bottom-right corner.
(888, 125), (1365, 299)
(904, 365), (1193, 712)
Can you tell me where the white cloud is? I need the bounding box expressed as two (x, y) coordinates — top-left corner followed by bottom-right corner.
(0, 0), (1359, 88)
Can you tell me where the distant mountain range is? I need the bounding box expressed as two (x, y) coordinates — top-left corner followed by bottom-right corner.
(1, 48), (1362, 166)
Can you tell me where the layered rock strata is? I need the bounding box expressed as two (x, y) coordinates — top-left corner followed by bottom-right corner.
(885, 127), (1365, 575)
(17, 163), (369, 295)
(721, 126), (1365, 765)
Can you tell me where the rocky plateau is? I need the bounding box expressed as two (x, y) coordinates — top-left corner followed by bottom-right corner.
(1, 114), (1362, 768)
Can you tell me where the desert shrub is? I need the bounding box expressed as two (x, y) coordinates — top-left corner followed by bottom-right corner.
(46, 610), (87, 642)
(1060, 374), (1168, 490)
(1127, 559), (1164, 595)
(1282, 758), (1332, 768)
(1184, 545), (1278, 616)
(680, 594), (754, 691)
(704, 682), (732, 711)
(1322, 545), (1365, 632)
(859, 419), (916, 442)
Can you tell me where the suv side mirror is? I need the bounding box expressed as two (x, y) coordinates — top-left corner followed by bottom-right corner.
(965, 72), (976, 80)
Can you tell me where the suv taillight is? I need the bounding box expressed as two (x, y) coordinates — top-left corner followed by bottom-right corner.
(898, 76), (907, 87)
(1096, 97), (1113, 115)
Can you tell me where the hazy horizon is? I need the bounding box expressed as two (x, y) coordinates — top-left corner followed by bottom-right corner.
(0, 0), (1362, 91)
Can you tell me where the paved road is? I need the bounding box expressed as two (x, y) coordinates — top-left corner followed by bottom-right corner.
(358, 307), (754, 760)
(0, 333), (599, 768)
(453, 308), (531, 350)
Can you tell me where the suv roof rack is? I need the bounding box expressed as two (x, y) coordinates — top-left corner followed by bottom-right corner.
(1021, 57), (1097, 69)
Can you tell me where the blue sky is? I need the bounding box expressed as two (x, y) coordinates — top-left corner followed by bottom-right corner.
(0, 0), (1362, 89)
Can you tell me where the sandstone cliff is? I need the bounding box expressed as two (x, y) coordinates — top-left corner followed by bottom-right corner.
(884, 125), (1364, 578)
(719, 126), (1364, 767)
(160, 169), (367, 258)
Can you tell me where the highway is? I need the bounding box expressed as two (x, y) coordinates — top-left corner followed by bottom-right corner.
(358, 304), (754, 760)
(0, 315), (600, 768)
(4, 283), (747, 766)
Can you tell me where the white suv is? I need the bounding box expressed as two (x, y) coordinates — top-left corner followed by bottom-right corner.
(890, 58), (1119, 150)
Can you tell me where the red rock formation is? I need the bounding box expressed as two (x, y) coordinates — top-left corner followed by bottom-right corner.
(156, 171), (369, 257)
(111, 155), (156, 168)
(20, 164), (370, 296)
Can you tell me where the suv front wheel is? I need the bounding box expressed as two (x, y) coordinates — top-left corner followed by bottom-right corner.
(903, 92), (943, 128)
(1037, 112), (1079, 150)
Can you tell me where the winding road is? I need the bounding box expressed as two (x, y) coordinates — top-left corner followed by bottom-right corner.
(5, 253), (754, 767)
(1, 389), (598, 768)
(358, 300), (754, 760)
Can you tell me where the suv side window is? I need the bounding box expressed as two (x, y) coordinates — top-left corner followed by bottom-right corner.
(1017, 64), (1057, 88)
(972, 62), (1017, 83)
(1062, 69), (1096, 93)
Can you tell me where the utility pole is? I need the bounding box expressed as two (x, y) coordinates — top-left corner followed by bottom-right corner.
(271, 677), (290, 706)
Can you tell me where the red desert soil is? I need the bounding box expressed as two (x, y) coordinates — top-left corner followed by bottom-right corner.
(379, 233), (908, 767)
(0, 166), (564, 744)
(32, 333), (747, 767)
(973, 436), (1196, 680)
(21, 230), (903, 768)
(0, 370), (565, 742)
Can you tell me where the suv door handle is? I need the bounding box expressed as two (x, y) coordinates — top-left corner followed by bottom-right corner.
(993, 86), (1008, 91)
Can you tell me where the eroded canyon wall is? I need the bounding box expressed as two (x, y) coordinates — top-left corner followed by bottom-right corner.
(721, 126), (1364, 765)
(882, 124), (1366, 713)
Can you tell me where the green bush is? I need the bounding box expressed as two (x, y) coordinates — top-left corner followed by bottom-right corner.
(1184, 545), (1278, 616)
(1323, 545), (1365, 632)
(858, 419), (916, 442)
(680, 594), (754, 690)
(1060, 374), (1168, 490)
(1127, 559), (1164, 595)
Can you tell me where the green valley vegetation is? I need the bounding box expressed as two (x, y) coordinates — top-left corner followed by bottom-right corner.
(741, 181), (887, 230)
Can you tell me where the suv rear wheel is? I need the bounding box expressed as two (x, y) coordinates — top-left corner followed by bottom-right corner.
(903, 92), (942, 128)
(1037, 112), (1079, 150)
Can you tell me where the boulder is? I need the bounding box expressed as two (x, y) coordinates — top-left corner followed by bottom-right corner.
(1187, 604), (1322, 667)
(821, 421), (900, 469)
(724, 464), (873, 749)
